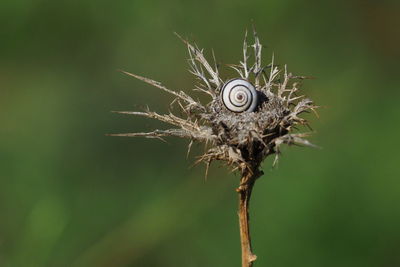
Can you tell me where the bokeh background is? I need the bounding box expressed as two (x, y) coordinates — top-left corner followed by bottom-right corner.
(1, 0), (399, 266)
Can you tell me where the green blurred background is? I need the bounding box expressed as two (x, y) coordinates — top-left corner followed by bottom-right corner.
(1, 0), (399, 266)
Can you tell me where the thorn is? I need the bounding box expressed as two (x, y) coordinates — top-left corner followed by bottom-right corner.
(187, 140), (193, 159)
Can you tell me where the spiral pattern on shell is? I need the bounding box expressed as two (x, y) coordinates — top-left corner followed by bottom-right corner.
(221, 79), (259, 112)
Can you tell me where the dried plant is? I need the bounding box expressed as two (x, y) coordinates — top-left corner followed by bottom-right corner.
(110, 29), (318, 267)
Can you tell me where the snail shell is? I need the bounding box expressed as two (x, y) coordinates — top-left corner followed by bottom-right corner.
(221, 79), (258, 112)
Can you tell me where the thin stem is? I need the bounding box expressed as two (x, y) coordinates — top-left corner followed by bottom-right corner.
(236, 170), (261, 267)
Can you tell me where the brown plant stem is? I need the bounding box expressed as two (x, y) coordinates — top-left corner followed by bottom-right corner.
(236, 169), (262, 267)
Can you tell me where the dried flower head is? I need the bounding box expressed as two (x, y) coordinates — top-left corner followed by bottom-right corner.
(110, 30), (318, 178)
(110, 29), (320, 267)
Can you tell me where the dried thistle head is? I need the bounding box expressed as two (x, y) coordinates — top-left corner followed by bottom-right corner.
(111, 30), (318, 177)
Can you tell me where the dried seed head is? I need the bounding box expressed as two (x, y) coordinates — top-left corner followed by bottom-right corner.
(110, 29), (318, 176)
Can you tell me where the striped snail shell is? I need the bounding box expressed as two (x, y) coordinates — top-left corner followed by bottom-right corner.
(221, 79), (258, 112)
